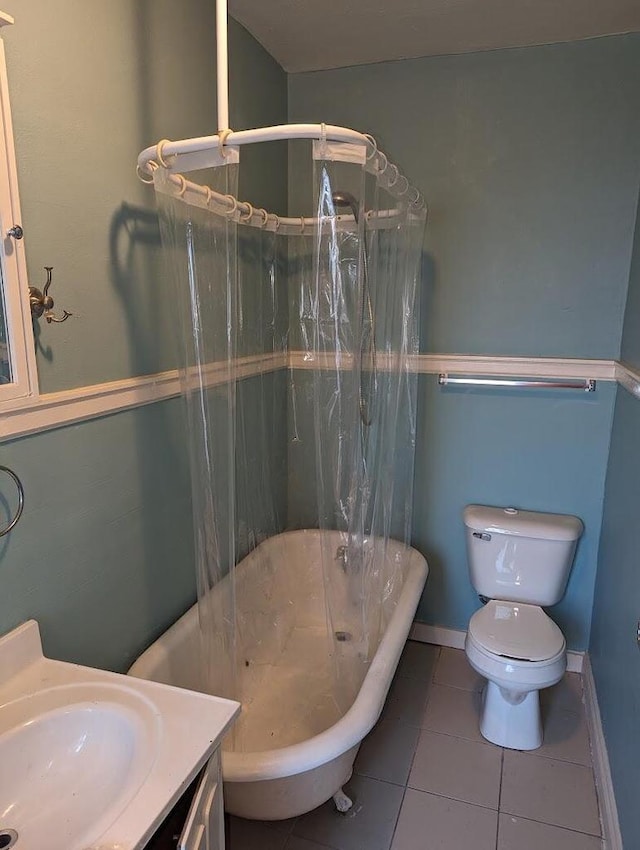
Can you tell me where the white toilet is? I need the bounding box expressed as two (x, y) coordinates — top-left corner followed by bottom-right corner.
(463, 504), (583, 751)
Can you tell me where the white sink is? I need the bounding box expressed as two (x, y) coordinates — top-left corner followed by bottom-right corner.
(0, 683), (159, 850)
(0, 622), (240, 850)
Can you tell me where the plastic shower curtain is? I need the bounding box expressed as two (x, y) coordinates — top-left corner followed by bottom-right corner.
(153, 138), (425, 752)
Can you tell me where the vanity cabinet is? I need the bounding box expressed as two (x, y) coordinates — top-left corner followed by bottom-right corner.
(179, 751), (224, 850)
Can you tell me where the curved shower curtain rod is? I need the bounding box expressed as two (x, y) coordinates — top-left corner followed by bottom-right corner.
(137, 125), (426, 234)
(136, 1), (426, 233)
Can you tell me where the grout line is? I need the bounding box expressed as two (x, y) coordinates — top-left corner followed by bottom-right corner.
(417, 725), (484, 744)
(402, 714), (423, 790)
(387, 785), (408, 850)
(284, 835), (334, 850)
(405, 784), (502, 813)
(497, 747), (505, 809)
(403, 788), (502, 814)
(353, 769), (409, 789)
(431, 681), (484, 693)
(497, 810), (603, 840)
(502, 746), (594, 770)
(496, 747), (505, 844)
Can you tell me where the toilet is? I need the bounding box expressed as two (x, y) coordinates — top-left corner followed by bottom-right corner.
(463, 504), (583, 751)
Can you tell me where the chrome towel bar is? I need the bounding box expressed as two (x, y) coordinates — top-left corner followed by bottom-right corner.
(438, 374), (596, 392)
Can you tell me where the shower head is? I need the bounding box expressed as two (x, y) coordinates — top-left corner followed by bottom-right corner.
(331, 191), (360, 224)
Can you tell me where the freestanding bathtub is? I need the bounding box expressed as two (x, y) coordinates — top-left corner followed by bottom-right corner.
(129, 529), (428, 820)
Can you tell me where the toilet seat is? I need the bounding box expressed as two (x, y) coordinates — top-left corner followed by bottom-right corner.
(468, 600), (565, 662)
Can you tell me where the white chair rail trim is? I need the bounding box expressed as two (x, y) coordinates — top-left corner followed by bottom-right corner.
(1, 353), (620, 442)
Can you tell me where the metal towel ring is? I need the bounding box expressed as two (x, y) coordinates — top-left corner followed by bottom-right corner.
(0, 466), (24, 537)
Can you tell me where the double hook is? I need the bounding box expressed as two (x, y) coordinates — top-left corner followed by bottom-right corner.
(29, 267), (72, 324)
(7, 224), (72, 324)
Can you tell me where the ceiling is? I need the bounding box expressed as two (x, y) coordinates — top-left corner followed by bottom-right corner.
(229, 0), (640, 73)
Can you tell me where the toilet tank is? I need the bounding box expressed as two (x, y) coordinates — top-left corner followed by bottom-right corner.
(463, 505), (583, 607)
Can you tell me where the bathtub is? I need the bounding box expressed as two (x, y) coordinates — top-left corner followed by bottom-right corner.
(129, 529), (428, 820)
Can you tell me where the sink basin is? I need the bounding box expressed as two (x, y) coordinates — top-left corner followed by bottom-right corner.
(0, 683), (159, 850)
(0, 621), (239, 850)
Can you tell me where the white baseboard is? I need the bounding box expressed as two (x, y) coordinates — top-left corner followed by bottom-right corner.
(410, 622), (584, 673)
(410, 622), (466, 650)
(582, 655), (623, 850)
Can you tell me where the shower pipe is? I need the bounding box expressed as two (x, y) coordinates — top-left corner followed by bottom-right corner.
(332, 191), (377, 427)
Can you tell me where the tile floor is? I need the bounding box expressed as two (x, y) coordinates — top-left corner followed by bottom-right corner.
(225, 642), (603, 850)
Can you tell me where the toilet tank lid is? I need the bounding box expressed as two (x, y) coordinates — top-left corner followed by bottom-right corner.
(463, 505), (584, 542)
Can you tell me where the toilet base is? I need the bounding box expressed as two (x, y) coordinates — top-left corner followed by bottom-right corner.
(479, 680), (542, 750)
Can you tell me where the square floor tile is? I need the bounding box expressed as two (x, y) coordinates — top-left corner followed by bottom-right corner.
(408, 730), (502, 809)
(541, 673), (585, 716)
(293, 774), (404, 850)
(396, 640), (440, 681)
(500, 751), (600, 836)
(434, 647), (484, 692)
(355, 715), (421, 785)
(391, 789), (498, 850)
(537, 708), (592, 766)
(226, 816), (291, 850)
(421, 683), (484, 742)
(383, 674), (433, 727)
(498, 814), (603, 849)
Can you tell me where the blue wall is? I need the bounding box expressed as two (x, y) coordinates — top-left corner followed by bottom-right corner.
(3, 8), (639, 690)
(289, 34), (640, 359)
(590, 385), (640, 847)
(0, 3), (288, 671)
(621, 190), (640, 371)
(4, 0), (287, 392)
(413, 376), (614, 650)
(285, 369), (614, 650)
(286, 35), (640, 648)
(1, 401), (194, 672)
(590, 185), (640, 846)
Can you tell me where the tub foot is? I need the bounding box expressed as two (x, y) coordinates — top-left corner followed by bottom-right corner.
(333, 788), (353, 813)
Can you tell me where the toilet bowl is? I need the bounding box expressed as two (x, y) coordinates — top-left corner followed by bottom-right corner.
(464, 600), (566, 749)
(462, 505), (583, 750)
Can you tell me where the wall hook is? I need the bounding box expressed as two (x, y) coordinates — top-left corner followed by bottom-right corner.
(29, 267), (72, 323)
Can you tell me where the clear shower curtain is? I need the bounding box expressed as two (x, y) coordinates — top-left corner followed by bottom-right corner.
(292, 141), (425, 707)
(153, 140), (426, 749)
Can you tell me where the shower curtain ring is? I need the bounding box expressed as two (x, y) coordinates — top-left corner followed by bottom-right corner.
(274, 215), (281, 232)
(156, 139), (173, 168)
(224, 194), (238, 216)
(218, 128), (233, 158)
(397, 175), (409, 196)
(136, 163), (156, 184)
(258, 208), (269, 227)
(300, 217), (305, 234)
(387, 164), (400, 187)
(205, 186), (213, 207)
(377, 152), (388, 174)
(239, 202), (254, 223)
(364, 134), (378, 161)
(174, 175), (188, 197)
